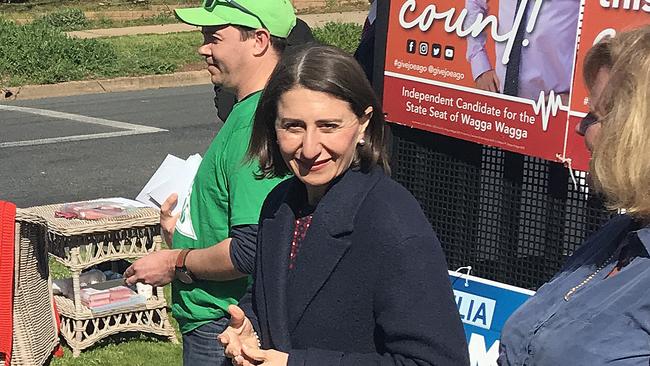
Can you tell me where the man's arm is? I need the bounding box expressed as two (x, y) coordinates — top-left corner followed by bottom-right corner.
(124, 236), (245, 286)
(465, 0), (499, 92)
(125, 187), (258, 285)
(185, 224), (257, 280)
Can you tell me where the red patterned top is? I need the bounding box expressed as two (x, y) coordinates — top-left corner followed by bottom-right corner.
(289, 214), (313, 270)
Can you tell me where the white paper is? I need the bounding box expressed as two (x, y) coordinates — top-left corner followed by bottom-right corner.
(148, 154), (202, 215)
(135, 154), (202, 215)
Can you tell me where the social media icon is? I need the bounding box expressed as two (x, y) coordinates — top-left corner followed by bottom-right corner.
(406, 39), (416, 54)
(419, 42), (429, 56)
(431, 43), (441, 58)
(444, 46), (455, 60)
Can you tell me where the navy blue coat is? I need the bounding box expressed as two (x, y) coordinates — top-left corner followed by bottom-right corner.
(239, 167), (469, 366)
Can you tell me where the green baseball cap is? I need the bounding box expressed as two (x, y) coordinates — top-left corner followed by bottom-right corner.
(175, 0), (297, 38)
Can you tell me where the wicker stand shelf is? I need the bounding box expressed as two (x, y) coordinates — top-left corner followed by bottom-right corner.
(54, 294), (176, 355)
(26, 203), (178, 357)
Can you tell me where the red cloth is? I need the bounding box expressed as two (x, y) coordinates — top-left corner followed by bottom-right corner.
(52, 301), (64, 358)
(0, 201), (16, 366)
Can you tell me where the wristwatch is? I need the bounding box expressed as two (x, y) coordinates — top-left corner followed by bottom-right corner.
(175, 249), (195, 284)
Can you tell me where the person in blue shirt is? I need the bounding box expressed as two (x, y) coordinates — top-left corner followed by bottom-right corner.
(498, 25), (650, 365)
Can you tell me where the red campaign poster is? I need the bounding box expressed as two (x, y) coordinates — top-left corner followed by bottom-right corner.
(383, 0), (580, 163)
(564, 4), (649, 170)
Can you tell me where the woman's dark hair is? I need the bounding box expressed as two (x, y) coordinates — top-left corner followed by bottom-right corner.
(247, 44), (390, 178)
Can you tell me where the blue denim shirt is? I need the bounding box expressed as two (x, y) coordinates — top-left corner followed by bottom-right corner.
(499, 215), (650, 366)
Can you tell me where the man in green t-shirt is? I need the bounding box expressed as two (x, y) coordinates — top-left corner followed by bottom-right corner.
(123, 1), (296, 365)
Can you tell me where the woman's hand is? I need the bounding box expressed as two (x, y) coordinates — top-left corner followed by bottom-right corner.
(235, 345), (288, 366)
(219, 305), (260, 363)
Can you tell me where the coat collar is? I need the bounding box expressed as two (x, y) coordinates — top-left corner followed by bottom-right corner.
(281, 167), (385, 236)
(261, 167), (386, 342)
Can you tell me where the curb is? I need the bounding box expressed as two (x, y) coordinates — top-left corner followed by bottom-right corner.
(4, 71), (211, 101)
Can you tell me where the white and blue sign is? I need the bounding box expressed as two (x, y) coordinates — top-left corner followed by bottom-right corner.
(449, 270), (534, 366)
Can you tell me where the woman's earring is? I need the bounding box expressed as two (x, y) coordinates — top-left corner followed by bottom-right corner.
(358, 138), (366, 146)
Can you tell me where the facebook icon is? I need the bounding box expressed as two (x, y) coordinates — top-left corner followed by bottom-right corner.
(406, 39), (416, 54)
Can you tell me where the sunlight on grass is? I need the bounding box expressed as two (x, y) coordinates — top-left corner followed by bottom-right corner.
(104, 32), (203, 77)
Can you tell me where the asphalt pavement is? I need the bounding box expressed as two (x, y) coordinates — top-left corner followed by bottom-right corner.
(0, 85), (221, 207)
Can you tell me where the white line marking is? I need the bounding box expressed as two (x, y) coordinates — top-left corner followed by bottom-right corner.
(0, 104), (167, 148)
(0, 105), (165, 132)
(1, 131), (159, 148)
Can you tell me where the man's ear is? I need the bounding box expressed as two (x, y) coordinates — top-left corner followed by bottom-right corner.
(252, 29), (272, 56)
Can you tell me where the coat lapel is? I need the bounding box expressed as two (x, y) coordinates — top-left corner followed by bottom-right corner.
(287, 168), (383, 332)
(260, 192), (295, 350)
(287, 217), (352, 332)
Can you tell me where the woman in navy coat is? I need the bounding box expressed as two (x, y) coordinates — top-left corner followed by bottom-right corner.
(219, 45), (469, 366)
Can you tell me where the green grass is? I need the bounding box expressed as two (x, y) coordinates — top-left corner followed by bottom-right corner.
(103, 31), (203, 76)
(313, 22), (363, 54)
(51, 334), (182, 366)
(0, 21), (360, 87)
(50, 258), (73, 279)
(0, 19), (203, 86)
(0, 18), (118, 86)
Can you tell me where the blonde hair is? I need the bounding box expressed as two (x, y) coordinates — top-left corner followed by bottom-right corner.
(590, 25), (650, 222)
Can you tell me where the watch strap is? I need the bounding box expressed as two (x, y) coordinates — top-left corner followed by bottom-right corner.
(175, 248), (193, 269)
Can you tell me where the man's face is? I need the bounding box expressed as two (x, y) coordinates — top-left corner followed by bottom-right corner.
(576, 67), (610, 153)
(199, 25), (250, 88)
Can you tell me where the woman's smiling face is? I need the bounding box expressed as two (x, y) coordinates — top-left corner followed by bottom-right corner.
(275, 86), (371, 203)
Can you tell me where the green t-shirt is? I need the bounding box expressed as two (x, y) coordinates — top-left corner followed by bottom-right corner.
(171, 91), (284, 333)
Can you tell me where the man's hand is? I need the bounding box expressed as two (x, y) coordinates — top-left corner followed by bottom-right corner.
(219, 305), (260, 364)
(160, 193), (180, 246)
(475, 69), (500, 93)
(236, 345), (288, 366)
(124, 249), (180, 286)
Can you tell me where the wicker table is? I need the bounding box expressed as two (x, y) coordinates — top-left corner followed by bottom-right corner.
(26, 204), (178, 357)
